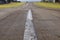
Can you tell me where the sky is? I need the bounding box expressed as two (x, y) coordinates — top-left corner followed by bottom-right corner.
(17, 0), (41, 2)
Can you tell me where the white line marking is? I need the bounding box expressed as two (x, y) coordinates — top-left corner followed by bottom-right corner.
(23, 9), (37, 40)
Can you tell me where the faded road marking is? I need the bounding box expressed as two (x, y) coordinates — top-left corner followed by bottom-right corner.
(23, 9), (37, 40)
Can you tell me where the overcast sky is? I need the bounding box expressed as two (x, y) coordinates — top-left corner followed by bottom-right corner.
(17, 0), (41, 2)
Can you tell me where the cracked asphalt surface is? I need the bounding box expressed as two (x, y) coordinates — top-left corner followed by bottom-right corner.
(0, 3), (60, 40)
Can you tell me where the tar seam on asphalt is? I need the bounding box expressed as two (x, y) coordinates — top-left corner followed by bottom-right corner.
(23, 9), (37, 40)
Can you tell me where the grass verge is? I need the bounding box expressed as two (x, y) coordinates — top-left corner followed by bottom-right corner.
(34, 2), (60, 9)
(0, 2), (24, 9)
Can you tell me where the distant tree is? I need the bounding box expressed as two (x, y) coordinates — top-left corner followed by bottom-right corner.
(55, 0), (60, 2)
(7, 0), (11, 3)
(5, 0), (12, 3)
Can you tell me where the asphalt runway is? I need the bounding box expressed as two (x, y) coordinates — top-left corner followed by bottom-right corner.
(0, 3), (60, 40)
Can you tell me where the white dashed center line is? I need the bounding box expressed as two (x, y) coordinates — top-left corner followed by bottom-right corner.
(23, 9), (37, 40)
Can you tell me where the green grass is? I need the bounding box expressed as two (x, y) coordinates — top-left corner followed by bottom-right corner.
(34, 2), (60, 9)
(0, 2), (24, 9)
